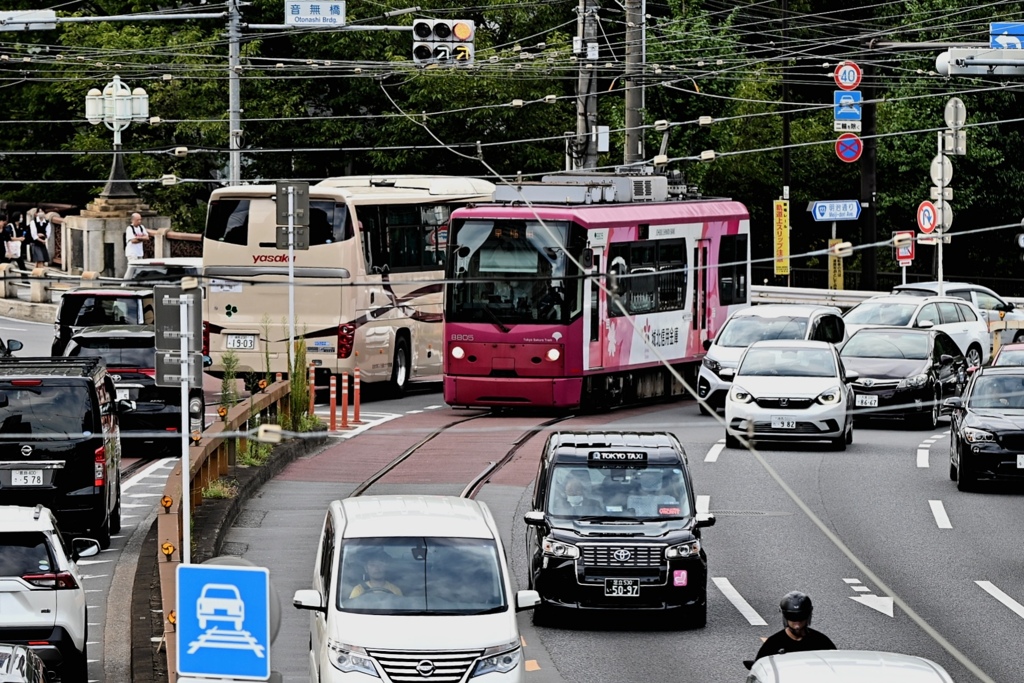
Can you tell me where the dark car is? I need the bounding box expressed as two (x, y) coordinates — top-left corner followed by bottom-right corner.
(0, 357), (127, 549)
(524, 431), (715, 627)
(51, 287), (155, 356)
(0, 338), (22, 358)
(945, 367), (1024, 491)
(840, 327), (967, 430)
(0, 643), (50, 683)
(62, 326), (205, 449)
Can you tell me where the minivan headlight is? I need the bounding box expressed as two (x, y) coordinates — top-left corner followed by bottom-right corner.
(541, 537), (580, 559)
(816, 386), (842, 405)
(665, 540), (701, 559)
(898, 373), (928, 390)
(702, 357), (721, 374)
(327, 639), (379, 677)
(471, 641), (521, 677)
(729, 385), (753, 403)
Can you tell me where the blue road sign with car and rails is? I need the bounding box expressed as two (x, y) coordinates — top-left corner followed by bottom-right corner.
(833, 90), (862, 121)
(177, 564), (271, 680)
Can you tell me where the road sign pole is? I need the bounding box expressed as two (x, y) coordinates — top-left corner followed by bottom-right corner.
(937, 131), (944, 296)
(180, 296), (191, 565)
(288, 186), (296, 375)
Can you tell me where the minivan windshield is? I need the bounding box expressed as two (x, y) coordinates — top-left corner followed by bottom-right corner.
(0, 384), (95, 437)
(337, 537), (506, 615)
(715, 316), (808, 347)
(546, 464), (691, 520)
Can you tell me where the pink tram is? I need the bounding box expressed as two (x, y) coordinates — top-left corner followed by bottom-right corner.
(442, 174), (751, 409)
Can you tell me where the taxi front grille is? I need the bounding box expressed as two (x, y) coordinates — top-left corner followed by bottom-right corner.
(366, 649), (483, 682)
(754, 397), (813, 409)
(580, 544), (663, 568)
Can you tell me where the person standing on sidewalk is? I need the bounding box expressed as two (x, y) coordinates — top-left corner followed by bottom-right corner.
(27, 208), (50, 270)
(124, 213), (154, 262)
(3, 213), (27, 277)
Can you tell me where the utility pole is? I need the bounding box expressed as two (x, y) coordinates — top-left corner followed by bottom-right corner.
(781, 0), (790, 198)
(859, 52), (878, 290)
(576, 0), (600, 168)
(228, 0), (242, 186)
(623, 0), (642, 165)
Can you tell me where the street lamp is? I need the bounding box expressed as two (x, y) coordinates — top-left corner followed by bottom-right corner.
(85, 75), (149, 199)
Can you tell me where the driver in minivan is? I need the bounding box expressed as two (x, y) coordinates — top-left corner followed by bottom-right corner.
(349, 550), (402, 598)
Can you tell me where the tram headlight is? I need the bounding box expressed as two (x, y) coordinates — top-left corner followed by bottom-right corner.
(546, 348), (561, 362)
(451, 346), (466, 360)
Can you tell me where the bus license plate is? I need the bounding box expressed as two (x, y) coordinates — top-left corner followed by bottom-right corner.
(604, 579), (640, 597)
(226, 335), (256, 350)
(771, 416), (796, 430)
(12, 470), (43, 486)
(856, 394), (878, 407)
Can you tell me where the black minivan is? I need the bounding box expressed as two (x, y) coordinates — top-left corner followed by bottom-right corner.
(524, 431), (715, 627)
(0, 358), (127, 548)
(51, 287), (155, 356)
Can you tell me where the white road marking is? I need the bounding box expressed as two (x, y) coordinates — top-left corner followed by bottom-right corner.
(405, 410), (423, 414)
(712, 577), (767, 626)
(917, 448), (930, 468)
(976, 581), (1024, 619)
(852, 585), (870, 592)
(842, 578), (860, 584)
(844, 578), (894, 617)
(122, 458), (175, 491)
(696, 495), (710, 515)
(424, 405), (444, 410)
(929, 500), (952, 529)
(704, 440), (725, 463)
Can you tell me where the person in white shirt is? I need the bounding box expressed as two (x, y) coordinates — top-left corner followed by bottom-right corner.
(124, 213), (154, 261)
(27, 208), (50, 269)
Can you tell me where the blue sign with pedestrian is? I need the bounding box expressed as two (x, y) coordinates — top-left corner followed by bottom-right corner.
(177, 564), (271, 680)
(833, 90), (862, 121)
(811, 200), (861, 222)
(990, 23), (1024, 49)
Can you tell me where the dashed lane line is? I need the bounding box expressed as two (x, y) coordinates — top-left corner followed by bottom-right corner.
(976, 581), (1024, 620)
(929, 500), (952, 529)
(704, 440), (725, 463)
(712, 577), (767, 626)
(916, 431), (950, 468)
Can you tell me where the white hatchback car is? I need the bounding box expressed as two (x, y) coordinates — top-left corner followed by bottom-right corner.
(723, 340), (855, 450)
(747, 650), (956, 683)
(892, 280), (1024, 345)
(0, 505), (100, 681)
(294, 495), (540, 683)
(843, 295), (989, 367)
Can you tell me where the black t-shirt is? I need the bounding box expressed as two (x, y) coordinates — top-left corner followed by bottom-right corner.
(755, 627), (836, 661)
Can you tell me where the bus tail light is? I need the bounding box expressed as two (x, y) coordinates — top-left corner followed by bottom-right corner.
(337, 324), (355, 358)
(202, 321), (210, 356)
(94, 447), (106, 487)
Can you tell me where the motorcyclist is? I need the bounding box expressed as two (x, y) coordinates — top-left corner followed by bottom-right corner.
(752, 591), (836, 663)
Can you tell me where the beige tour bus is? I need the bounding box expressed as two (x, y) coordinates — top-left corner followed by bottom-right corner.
(202, 176), (495, 393)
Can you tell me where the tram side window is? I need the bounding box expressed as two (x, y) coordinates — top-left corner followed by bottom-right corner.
(657, 240), (686, 312)
(607, 240), (686, 316)
(718, 234), (748, 305)
(205, 199), (250, 246)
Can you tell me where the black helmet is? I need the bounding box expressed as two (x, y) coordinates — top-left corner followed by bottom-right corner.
(780, 591), (813, 621)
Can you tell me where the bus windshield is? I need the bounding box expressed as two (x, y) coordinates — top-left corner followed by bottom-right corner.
(445, 219), (582, 326)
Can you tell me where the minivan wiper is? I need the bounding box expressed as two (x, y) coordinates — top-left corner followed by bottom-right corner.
(576, 516), (641, 524)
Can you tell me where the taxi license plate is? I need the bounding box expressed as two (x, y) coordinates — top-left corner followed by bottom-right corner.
(12, 470), (42, 486)
(116, 389), (130, 401)
(771, 416), (796, 430)
(1017, 455), (1024, 469)
(856, 394), (878, 407)
(226, 334), (256, 350)
(604, 578), (639, 597)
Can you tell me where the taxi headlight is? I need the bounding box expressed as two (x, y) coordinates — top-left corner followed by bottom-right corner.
(729, 385), (753, 404)
(816, 386), (842, 405)
(546, 348), (561, 362)
(471, 641), (521, 677)
(665, 540), (700, 559)
(327, 639), (379, 677)
(963, 427), (996, 443)
(541, 537), (580, 559)
(898, 373), (928, 390)
(702, 357), (721, 373)
(451, 346), (466, 360)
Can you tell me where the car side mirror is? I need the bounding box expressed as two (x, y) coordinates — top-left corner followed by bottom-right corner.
(523, 510), (546, 527)
(916, 319), (935, 329)
(6, 339), (22, 353)
(203, 355), (213, 368)
(943, 396), (964, 411)
(515, 589), (541, 612)
(293, 589), (327, 614)
(71, 538), (101, 561)
(702, 339), (712, 352)
(117, 399), (136, 414)
(939, 354), (953, 365)
(719, 367), (735, 380)
(1000, 302), (1015, 312)
(844, 370), (859, 383)
(695, 513), (716, 528)
(582, 248), (594, 269)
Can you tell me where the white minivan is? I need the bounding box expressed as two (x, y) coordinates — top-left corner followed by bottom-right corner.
(293, 495), (540, 683)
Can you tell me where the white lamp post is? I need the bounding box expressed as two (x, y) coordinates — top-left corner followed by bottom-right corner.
(85, 75), (149, 198)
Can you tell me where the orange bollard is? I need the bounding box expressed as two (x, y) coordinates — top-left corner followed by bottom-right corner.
(308, 364), (315, 416)
(329, 375), (337, 431)
(341, 372), (349, 430)
(353, 367), (362, 424)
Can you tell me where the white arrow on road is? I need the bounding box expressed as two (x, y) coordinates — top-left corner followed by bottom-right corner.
(850, 594), (894, 617)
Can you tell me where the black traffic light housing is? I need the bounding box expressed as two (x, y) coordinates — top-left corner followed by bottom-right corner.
(412, 19), (475, 67)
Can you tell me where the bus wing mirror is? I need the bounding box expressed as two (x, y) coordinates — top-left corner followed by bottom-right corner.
(583, 248), (594, 269)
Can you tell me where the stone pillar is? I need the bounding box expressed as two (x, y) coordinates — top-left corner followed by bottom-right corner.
(62, 197), (171, 277)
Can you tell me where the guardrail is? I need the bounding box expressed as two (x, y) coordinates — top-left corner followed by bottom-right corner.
(750, 285), (1024, 311)
(0, 263), (122, 304)
(156, 380), (291, 683)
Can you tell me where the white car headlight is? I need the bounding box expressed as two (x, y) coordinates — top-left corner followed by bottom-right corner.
(963, 427), (995, 443)
(471, 641), (522, 677)
(327, 640), (379, 677)
(541, 537), (580, 559)
(816, 386), (842, 405)
(729, 385), (753, 403)
(898, 373), (928, 389)
(702, 357), (721, 373)
(665, 540), (701, 559)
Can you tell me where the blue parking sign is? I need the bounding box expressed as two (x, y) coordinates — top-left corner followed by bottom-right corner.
(177, 564), (271, 680)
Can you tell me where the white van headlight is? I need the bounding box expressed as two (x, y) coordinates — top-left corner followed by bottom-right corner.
(541, 537), (580, 559)
(472, 641), (522, 677)
(327, 639), (379, 677)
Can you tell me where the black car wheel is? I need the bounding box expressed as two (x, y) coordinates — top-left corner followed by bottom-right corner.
(725, 433), (741, 449)
(698, 403), (711, 416)
(830, 433), (847, 451)
(389, 336), (410, 397)
(95, 514), (111, 550)
(956, 464), (976, 492)
(949, 459), (957, 481)
(917, 392), (939, 430)
(189, 394), (205, 433)
(965, 344), (983, 369)
(111, 489), (122, 535)
(690, 601), (708, 629)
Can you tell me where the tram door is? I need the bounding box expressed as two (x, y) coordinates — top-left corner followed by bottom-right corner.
(693, 239), (710, 344)
(587, 249), (606, 369)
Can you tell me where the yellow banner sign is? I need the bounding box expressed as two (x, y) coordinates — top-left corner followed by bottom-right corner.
(773, 200), (790, 276)
(828, 238), (844, 290)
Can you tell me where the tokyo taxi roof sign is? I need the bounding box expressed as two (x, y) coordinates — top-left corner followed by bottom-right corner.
(833, 61), (862, 91)
(809, 200), (861, 222)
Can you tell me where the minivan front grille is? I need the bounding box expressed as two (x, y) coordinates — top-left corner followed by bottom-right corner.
(580, 544), (663, 568)
(366, 648), (483, 682)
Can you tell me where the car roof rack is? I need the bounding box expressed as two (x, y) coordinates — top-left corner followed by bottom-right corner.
(0, 357), (105, 378)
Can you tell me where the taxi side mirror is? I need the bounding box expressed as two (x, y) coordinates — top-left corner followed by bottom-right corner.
(695, 513), (716, 528)
(523, 511), (546, 527)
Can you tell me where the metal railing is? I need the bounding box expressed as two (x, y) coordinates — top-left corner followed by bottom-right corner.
(750, 284), (1024, 310)
(0, 264), (122, 304)
(155, 380), (291, 683)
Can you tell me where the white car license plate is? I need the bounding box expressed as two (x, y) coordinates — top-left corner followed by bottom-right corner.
(12, 470), (42, 486)
(1018, 455), (1024, 469)
(771, 416), (796, 430)
(116, 389), (130, 401)
(856, 394), (878, 407)
(226, 334), (256, 350)
(604, 578), (640, 597)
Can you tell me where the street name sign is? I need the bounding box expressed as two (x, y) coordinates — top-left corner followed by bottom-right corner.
(810, 200), (861, 222)
(284, 1), (346, 27)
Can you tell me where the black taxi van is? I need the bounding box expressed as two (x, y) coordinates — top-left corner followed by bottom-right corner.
(0, 358), (127, 549)
(524, 431), (715, 626)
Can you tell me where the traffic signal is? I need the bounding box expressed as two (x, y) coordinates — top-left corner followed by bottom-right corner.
(412, 19), (475, 67)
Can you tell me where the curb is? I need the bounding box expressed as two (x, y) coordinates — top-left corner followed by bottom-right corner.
(132, 425), (330, 683)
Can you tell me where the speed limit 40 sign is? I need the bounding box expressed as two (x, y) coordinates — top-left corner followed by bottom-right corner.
(834, 61), (862, 91)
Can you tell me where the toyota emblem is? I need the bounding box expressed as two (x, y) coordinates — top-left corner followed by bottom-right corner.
(861, 378), (875, 387)
(20, 445), (32, 457)
(415, 660), (435, 677)
(612, 549), (632, 562)
(110, 374), (122, 382)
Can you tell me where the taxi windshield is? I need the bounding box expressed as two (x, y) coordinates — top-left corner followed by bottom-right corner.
(715, 316), (808, 347)
(546, 464), (690, 520)
(336, 537), (506, 615)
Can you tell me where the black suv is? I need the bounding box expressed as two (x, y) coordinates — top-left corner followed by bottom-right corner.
(51, 287), (155, 356)
(0, 358), (126, 549)
(524, 431), (715, 627)
(63, 326), (205, 447)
